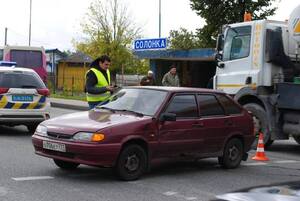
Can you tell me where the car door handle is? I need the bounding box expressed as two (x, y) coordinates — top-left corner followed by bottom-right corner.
(192, 122), (204, 128)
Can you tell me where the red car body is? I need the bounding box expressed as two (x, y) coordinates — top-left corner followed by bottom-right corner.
(32, 87), (254, 180)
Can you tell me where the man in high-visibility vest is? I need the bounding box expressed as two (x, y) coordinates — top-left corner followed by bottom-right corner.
(85, 55), (114, 109)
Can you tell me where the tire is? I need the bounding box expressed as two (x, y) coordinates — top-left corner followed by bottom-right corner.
(115, 144), (147, 181)
(53, 159), (79, 170)
(243, 103), (273, 148)
(293, 135), (300, 144)
(27, 124), (39, 133)
(218, 138), (243, 169)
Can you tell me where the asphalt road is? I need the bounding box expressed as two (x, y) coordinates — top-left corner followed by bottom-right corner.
(0, 107), (299, 201)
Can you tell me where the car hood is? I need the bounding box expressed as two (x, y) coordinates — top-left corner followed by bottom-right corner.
(43, 110), (150, 135)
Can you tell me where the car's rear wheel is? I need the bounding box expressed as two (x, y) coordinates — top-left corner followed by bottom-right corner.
(27, 124), (39, 133)
(53, 159), (79, 170)
(115, 144), (147, 181)
(218, 138), (243, 169)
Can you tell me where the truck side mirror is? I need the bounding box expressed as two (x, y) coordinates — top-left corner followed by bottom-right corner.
(216, 34), (224, 51)
(215, 53), (224, 68)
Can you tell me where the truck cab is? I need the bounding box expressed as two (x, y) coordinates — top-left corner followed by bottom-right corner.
(214, 7), (300, 147)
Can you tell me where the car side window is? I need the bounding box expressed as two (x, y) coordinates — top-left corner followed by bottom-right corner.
(198, 94), (225, 117)
(165, 94), (198, 118)
(217, 95), (242, 115)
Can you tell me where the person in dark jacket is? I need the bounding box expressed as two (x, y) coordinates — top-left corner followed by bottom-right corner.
(140, 70), (156, 86)
(85, 55), (115, 109)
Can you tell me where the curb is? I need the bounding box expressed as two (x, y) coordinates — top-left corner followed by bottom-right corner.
(50, 102), (89, 111)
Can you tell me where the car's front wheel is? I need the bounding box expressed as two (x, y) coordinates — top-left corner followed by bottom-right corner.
(218, 138), (243, 169)
(115, 144), (147, 181)
(53, 159), (79, 170)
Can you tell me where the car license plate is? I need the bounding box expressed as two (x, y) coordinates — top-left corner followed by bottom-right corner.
(12, 95), (33, 102)
(43, 141), (66, 152)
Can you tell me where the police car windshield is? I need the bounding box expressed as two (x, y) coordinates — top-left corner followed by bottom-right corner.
(0, 72), (46, 89)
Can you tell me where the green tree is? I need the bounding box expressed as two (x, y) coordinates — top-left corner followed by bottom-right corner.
(190, 0), (278, 47)
(168, 28), (201, 50)
(74, 0), (148, 75)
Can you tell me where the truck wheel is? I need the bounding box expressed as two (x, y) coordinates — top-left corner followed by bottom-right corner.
(27, 124), (39, 133)
(243, 103), (273, 148)
(53, 159), (79, 170)
(218, 138), (243, 169)
(293, 135), (300, 144)
(114, 144), (147, 181)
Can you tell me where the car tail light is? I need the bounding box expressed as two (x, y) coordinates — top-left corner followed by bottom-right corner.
(37, 88), (50, 96)
(0, 87), (9, 94)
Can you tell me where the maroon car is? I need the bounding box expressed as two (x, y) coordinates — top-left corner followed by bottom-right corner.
(32, 87), (254, 180)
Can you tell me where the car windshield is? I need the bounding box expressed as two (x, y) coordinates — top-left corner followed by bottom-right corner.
(97, 88), (168, 116)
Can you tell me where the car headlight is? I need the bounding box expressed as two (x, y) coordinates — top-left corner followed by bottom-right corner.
(36, 125), (47, 136)
(72, 132), (105, 142)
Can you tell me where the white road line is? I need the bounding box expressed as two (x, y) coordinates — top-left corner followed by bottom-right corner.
(243, 162), (268, 166)
(273, 160), (299, 164)
(12, 176), (54, 181)
(185, 197), (198, 200)
(163, 191), (178, 196)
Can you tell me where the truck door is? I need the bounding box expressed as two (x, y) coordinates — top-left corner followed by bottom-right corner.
(216, 25), (255, 94)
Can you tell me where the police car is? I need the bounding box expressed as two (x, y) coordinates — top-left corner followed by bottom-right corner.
(0, 66), (50, 133)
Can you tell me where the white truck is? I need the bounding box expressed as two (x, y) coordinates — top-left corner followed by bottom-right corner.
(214, 5), (300, 147)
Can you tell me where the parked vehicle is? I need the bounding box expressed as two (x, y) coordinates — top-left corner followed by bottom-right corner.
(213, 180), (300, 201)
(0, 45), (47, 83)
(0, 66), (50, 132)
(214, 4), (300, 147)
(32, 86), (254, 180)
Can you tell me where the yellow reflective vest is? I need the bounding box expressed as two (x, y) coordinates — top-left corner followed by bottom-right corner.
(86, 68), (111, 102)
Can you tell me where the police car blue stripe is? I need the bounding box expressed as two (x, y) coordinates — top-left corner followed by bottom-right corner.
(20, 103), (30, 109)
(4, 102), (14, 109)
(39, 96), (46, 103)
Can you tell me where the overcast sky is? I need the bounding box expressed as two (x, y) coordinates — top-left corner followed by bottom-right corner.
(0, 0), (298, 51)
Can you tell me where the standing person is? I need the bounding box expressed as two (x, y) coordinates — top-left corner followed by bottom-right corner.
(140, 70), (156, 86)
(162, 65), (180, 87)
(85, 55), (115, 109)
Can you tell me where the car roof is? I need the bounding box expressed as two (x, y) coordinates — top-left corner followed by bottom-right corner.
(125, 86), (226, 95)
(0, 66), (35, 73)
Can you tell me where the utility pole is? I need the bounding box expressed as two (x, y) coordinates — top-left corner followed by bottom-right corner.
(159, 0), (161, 37)
(29, 0), (32, 46)
(239, 0), (246, 22)
(4, 27), (7, 46)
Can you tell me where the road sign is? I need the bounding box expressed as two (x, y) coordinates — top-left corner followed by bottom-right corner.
(134, 38), (167, 50)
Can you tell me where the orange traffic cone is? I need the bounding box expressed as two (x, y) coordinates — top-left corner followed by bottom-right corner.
(252, 132), (269, 161)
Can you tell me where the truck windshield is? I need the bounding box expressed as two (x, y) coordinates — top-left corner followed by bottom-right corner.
(223, 26), (251, 61)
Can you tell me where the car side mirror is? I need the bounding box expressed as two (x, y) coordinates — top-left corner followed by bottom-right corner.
(159, 113), (176, 122)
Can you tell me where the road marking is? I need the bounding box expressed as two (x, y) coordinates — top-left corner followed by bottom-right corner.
(12, 176), (54, 181)
(163, 191), (178, 196)
(243, 162), (268, 166)
(273, 160), (299, 164)
(185, 197), (198, 200)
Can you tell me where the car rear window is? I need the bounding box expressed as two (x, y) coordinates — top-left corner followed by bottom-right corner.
(0, 71), (46, 88)
(198, 94), (225, 117)
(217, 94), (242, 114)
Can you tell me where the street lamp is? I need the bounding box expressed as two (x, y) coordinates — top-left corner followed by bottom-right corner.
(29, 0), (32, 46)
(159, 0), (161, 37)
